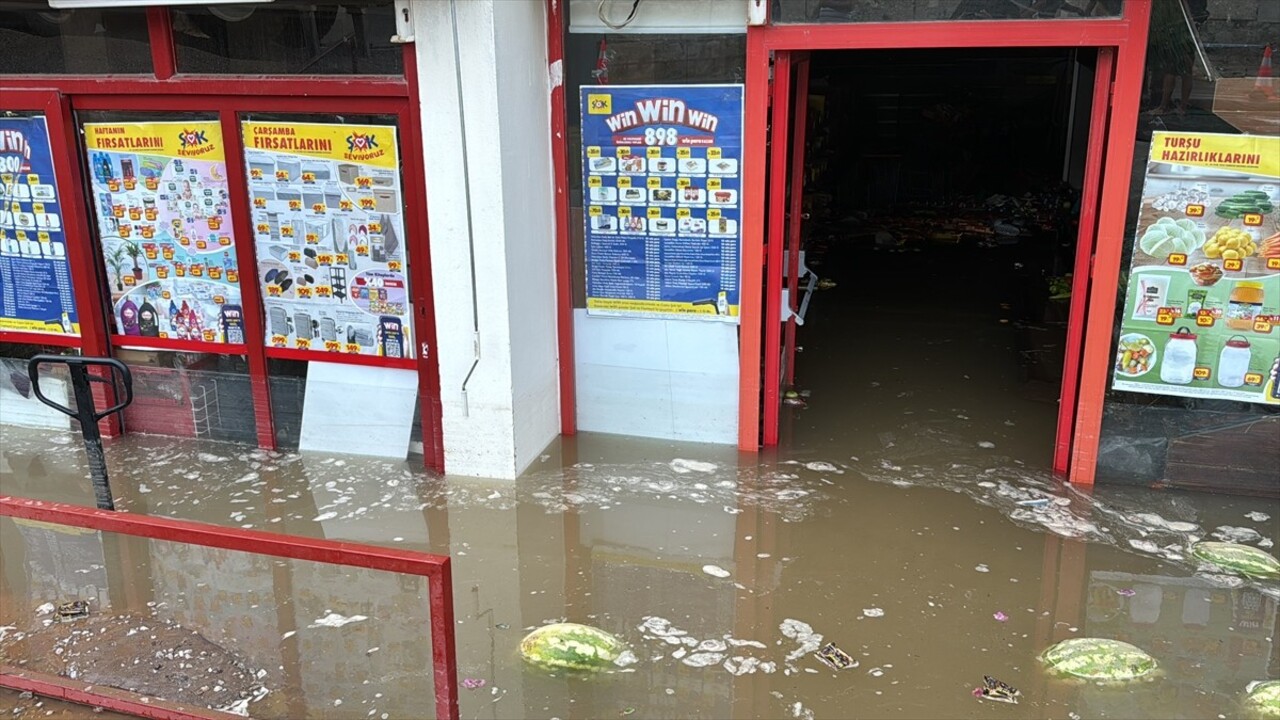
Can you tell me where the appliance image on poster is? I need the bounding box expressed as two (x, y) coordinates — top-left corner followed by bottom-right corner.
(242, 120), (413, 360)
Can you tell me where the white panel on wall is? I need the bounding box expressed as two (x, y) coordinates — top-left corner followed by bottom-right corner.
(0, 372), (71, 431)
(574, 310), (738, 444)
(570, 0), (747, 33)
(299, 362), (417, 459)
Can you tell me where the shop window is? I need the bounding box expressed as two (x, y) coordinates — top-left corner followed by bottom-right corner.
(565, 33), (747, 307)
(772, 0), (1122, 23)
(172, 1), (402, 75)
(1095, 0), (1278, 495)
(115, 350), (258, 445)
(0, 6), (150, 74)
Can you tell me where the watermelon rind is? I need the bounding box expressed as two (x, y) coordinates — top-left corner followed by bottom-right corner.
(1247, 680), (1280, 718)
(519, 623), (627, 671)
(1190, 542), (1280, 579)
(1040, 638), (1157, 681)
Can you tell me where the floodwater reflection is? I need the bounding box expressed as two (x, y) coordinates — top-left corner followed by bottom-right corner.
(0, 425), (1277, 718)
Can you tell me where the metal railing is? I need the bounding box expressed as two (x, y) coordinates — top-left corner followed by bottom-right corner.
(0, 495), (459, 720)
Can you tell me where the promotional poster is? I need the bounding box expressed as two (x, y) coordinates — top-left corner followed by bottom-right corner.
(1113, 132), (1280, 405)
(84, 121), (244, 344)
(0, 116), (79, 337)
(580, 85), (744, 322)
(242, 121), (411, 359)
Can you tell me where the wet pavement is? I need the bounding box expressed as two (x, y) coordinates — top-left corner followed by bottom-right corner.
(1, 410), (1277, 719)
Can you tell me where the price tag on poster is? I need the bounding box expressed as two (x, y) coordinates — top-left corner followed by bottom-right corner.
(580, 84), (744, 321)
(83, 121), (244, 344)
(1112, 131), (1280, 405)
(241, 121), (412, 360)
(0, 116), (79, 337)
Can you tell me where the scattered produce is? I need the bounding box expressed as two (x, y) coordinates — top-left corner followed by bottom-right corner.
(1115, 335), (1155, 376)
(1138, 217), (1205, 258)
(1040, 638), (1158, 681)
(1204, 227), (1258, 260)
(1188, 262), (1224, 286)
(520, 623), (628, 671)
(1215, 190), (1274, 219)
(1246, 680), (1280, 717)
(1189, 541), (1280, 578)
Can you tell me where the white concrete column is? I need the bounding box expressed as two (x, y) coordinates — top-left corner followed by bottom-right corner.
(412, 0), (561, 479)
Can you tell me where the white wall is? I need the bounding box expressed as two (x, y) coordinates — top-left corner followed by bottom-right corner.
(413, 0), (560, 479)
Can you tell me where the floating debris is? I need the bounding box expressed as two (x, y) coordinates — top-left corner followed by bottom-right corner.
(1245, 511), (1272, 523)
(309, 613), (368, 628)
(1245, 680), (1280, 717)
(54, 600), (90, 622)
(1190, 541), (1280, 578)
(973, 675), (1020, 704)
(461, 678), (486, 690)
(702, 565), (731, 579)
(519, 623), (626, 671)
(1040, 638), (1157, 681)
(862, 607), (884, 618)
(815, 643), (855, 671)
(993, 611), (1009, 622)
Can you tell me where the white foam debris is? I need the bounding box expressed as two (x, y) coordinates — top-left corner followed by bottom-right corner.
(974, 564), (990, 573)
(977, 441), (996, 449)
(803, 462), (842, 474)
(671, 459), (718, 474)
(35, 603), (54, 616)
(779, 619), (822, 662)
(702, 565), (731, 578)
(1128, 539), (1161, 553)
(1245, 511), (1271, 523)
(862, 608), (884, 618)
(197, 453), (229, 463)
(313, 512), (338, 522)
(682, 652), (725, 667)
(309, 613), (368, 628)
(1212, 526), (1262, 543)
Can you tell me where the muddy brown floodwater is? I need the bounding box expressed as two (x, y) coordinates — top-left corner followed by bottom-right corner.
(1, 349), (1277, 720)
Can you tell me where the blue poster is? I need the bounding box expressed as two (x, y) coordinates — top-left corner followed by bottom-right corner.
(580, 85), (744, 321)
(0, 116), (79, 336)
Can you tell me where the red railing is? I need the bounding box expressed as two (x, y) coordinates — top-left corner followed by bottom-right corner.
(0, 496), (459, 720)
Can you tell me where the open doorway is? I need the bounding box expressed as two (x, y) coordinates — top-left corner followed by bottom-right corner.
(776, 48), (1100, 465)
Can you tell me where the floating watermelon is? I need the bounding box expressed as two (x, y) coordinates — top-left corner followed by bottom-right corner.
(1190, 542), (1280, 579)
(1040, 638), (1157, 682)
(1246, 680), (1280, 717)
(519, 623), (627, 671)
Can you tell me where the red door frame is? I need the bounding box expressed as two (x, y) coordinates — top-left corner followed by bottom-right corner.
(741, 2), (1154, 487)
(783, 55), (811, 392)
(0, 8), (444, 471)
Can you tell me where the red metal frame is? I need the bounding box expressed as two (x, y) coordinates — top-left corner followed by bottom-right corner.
(762, 51), (792, 446)
(1054, 47), (1114, 475)
(742, 5), (1153, 482)
(0, 495), (459, 720)
(783, 56), (810, 390)
(1071, 1), (1153, 485)
(0, 9), (445, 470)
(547, 0), (578, 436)
(1, 667), (234, 720)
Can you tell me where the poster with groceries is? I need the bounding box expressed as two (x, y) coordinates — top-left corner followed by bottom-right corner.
(1113, 131), (1280, 405)
(242, 121), (411, 360)
(84, 121), (244, 345)
(0, 116), (79, 337)
(580, 84), (744, 322)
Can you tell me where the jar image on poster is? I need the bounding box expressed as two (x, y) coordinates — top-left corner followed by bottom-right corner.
(1225, 281), (1265, 331)
(1160, 327), (1198, 385)
(1217, 336), (1251, 388)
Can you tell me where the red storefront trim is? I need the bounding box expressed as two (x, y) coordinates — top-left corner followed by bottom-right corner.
(547, 0), (578, 436)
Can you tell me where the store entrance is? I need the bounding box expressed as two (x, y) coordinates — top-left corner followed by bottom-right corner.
(772, 48), (1102, 466)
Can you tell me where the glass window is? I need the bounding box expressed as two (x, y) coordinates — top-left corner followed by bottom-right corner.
(773, 0), (1123, 23)
(565, 33), (746, 307)
(1094, 0), (1278, 495)
(172, 1), (402, 75)
(0, 5), (150, 74)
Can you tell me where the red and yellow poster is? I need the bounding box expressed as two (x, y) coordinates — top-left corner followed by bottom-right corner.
(83, 121), (244, 344)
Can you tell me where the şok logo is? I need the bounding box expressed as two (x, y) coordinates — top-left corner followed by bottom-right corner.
(347, 132), (378, 152)
(178, 129), (208, 148)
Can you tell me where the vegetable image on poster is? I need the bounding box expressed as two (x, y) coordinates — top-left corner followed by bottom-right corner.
(242, 121), (411, 359)
(1113, 132), (1280, 405)
(83, 121), (243, 344)
(580, 85), (744, 322)
(0, 116), (78, 337)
